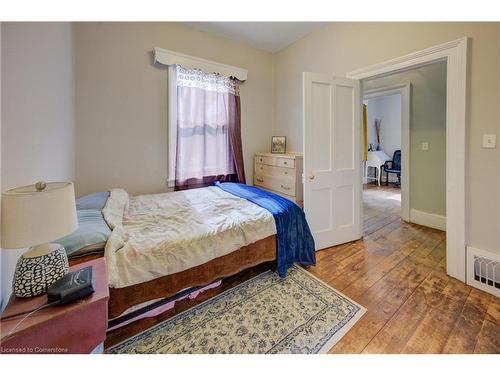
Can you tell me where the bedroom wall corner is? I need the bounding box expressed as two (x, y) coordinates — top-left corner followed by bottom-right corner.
(74, 22), (274, 197)
(0, 22), (76, 309)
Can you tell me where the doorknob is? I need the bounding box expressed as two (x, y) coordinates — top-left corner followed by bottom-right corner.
(308, 175), (315, 181)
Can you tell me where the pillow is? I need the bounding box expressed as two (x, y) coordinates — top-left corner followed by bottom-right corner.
(57, 209), (111, 257)
(76, 192), (110, 210)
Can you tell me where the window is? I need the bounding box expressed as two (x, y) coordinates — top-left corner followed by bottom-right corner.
(167, 64), (246, 190)
(155, 47), (248, 190)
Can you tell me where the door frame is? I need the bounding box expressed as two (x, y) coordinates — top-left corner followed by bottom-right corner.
(363, 83), (411, 222)
(347, 37), (468, 282)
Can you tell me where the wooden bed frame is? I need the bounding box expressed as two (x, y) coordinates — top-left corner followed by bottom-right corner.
(69, 235), (277, 319)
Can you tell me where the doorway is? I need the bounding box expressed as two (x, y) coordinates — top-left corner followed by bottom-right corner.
(303, 38), (467, 282)
(361, 61), (447, 242)
(347, 38), (467, 282)
(362, 84), (411, 232)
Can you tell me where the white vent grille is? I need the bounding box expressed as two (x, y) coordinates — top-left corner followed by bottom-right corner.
(467, 246), (500, 297)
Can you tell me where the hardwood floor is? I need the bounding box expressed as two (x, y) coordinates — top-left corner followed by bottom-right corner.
(105, 184), (499, 353)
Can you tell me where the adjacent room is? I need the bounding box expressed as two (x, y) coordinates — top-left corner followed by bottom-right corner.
(1, 20), (499, 358)
(362, 61), (447, 237)
(363, 92), (403, 235)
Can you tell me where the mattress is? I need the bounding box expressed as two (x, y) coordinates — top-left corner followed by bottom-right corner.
(103, 186), (277, 288)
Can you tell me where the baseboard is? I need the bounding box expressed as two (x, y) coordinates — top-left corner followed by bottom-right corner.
(410, 209), (446, 231)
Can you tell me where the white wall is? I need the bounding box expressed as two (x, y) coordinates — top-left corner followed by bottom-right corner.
(272, 22), (500, 255)
(365, 94), (402, 158)
(1, 23), (75, 309)
(75, 23), (274, 197)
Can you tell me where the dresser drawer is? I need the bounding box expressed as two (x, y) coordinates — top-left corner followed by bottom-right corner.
(255, 163), (296, 179)
(275, 157), (295, 169)
(254, 172), (296, 196)
(255, 155), (296, 168)
(255, 155), (275, 166)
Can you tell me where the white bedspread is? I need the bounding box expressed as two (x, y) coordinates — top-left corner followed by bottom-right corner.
(103, 187), (277, 288)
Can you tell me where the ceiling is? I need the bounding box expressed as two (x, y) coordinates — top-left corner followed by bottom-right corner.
(182, 22), (326, 53)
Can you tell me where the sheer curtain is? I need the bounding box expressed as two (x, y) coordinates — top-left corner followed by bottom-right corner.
(175, 66), (245, 190)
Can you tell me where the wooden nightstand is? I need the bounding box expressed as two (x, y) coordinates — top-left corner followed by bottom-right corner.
(0, 258), (108, 354)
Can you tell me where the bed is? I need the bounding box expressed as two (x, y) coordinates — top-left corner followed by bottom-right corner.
(64, 183), (316, 320)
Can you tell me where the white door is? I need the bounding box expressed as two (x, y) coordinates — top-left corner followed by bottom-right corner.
(303, 73), (362, 250)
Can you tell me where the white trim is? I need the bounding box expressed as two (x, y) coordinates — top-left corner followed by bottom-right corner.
(466, 246), (500, 297)
(363, 83), (411, 222)
(346, 38), (464, 80)
(153, 47), (248, 81)
(409, 209), (446, 231)
(348, 37), (468, 282)
(167, 65), (177, 188)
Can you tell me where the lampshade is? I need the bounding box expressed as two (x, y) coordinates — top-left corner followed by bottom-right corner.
(1, 182), (78, 249)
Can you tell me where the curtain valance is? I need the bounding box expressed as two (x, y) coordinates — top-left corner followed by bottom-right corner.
(153, 47), (248, 81)
(177, 66), (240, 96)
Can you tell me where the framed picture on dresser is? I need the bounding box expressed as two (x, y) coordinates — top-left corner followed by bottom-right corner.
(271, 136), (286, 154)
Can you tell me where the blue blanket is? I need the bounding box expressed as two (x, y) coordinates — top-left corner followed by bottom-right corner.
(215, 182), (316, 277)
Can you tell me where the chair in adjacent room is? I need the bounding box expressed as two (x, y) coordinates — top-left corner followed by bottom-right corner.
(383, 150), (401, 186)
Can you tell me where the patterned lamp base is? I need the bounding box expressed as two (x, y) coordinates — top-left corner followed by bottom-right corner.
(13, 245), (69, 298)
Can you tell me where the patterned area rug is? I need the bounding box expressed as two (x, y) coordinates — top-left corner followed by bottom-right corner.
(108, 266), (366, 354)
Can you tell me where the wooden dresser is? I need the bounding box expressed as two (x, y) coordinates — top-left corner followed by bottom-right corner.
(254, 152), (303, 206)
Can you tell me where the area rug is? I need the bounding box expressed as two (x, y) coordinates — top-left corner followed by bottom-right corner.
(108, 265), (366, 354)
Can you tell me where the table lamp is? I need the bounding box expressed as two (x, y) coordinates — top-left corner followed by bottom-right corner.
(1, 181), (78, 298)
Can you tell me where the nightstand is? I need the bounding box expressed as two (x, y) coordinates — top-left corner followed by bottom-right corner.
(0, 258), (108, 354)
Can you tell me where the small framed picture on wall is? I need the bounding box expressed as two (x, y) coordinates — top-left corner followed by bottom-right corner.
(271, 136), (287, 154)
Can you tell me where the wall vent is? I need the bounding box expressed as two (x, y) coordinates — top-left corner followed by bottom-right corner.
(466, 246), (500, 297)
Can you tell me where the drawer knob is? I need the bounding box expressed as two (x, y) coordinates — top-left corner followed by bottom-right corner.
(256, 178), (264, 183)
(284, 161), (288, 165)
(308, 175), (315, 181)
(280, 184), (291, 190)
